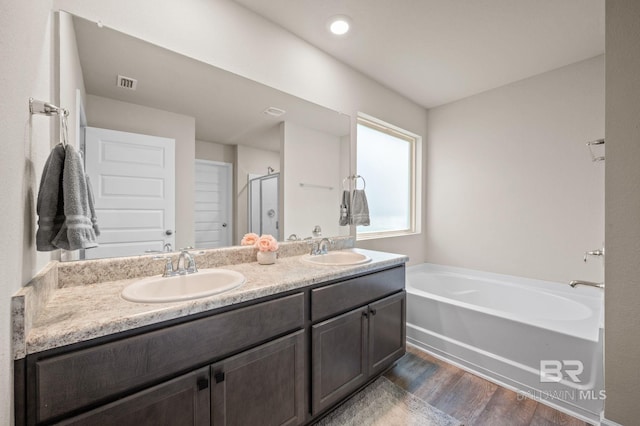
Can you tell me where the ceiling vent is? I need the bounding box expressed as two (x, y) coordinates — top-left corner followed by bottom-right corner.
(117, 75), (138, 90)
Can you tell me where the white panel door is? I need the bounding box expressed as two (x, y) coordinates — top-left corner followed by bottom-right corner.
(84, 127), (175, 259)
(194, 160), (232, 248)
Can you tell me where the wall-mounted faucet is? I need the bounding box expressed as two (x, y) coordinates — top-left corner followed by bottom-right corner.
(583, 248), (604, 262)
(569, 280), (604, 289)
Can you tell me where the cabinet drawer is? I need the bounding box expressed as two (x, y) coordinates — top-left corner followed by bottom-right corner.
(33, 293), (304, 424)
(311, 266), (404, 322)
(57, 367), (210, 426)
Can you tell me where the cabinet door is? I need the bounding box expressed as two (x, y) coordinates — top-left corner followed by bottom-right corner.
(311, 307), (368, 415)
(58, 367), (210, 426)
(368, 291), (406, 375)
(211, 330), (305, 426)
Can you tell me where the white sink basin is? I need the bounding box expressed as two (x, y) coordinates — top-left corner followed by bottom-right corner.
(122, 269), (246, 303)
(302, 249), (372, 266)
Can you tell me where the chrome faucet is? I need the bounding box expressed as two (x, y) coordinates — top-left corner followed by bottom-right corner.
(154, 249), (198, 277)
(569, 280), (604, 289)
(318, 238), (332, 254)
(176, 249), (198, 275)
(583, 248), (604, 262)
(310, 238), (333, 256)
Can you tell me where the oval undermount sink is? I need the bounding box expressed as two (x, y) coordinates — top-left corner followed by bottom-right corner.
(122, 269), (246, 303)
(302, 249), (372, 266)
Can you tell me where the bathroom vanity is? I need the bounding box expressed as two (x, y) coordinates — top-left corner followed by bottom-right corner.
(13, 247), (406, 425)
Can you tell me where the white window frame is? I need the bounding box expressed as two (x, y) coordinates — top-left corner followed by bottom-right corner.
(356, 113), (422, 240)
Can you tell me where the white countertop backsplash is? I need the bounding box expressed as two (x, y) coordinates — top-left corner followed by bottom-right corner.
(12, 239), (407, 359)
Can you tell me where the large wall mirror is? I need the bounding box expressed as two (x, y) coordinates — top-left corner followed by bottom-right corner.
(58, 12), (351, 260)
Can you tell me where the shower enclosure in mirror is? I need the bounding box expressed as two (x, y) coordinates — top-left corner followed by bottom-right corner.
(248, 173), (280, 239)
(58, 12), (351, 260)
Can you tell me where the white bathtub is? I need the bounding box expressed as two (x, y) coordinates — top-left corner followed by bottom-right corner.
(406, 263), (604, 424)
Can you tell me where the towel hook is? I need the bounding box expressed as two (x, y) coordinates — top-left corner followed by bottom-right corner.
(29, 98), (70, 147)
(354, 175), (366, 190)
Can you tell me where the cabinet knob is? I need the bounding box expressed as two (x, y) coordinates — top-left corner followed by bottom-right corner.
(214, 372), (225, 383)
(197, 378), (209, 391)
(362, 311), (368, 318)
(370, 308), (377, 316)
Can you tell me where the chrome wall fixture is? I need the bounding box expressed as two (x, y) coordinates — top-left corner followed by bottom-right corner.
(299, 183), (334, 190)
(29, 97), (70, 146)
(586, 138), (605, 162)
(342, 174), (366, 190)
(29, 98), (69, 117)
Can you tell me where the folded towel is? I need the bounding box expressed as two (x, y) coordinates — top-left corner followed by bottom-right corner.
(51, 144), (98, 250)
(350, 189), (370, 226)
(36, 144), (66, 251)
(339, 190), (350, 226)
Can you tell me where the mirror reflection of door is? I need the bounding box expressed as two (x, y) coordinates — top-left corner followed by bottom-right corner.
(248, 173), (280, 240)
(84, 127), (176, 259)
(194, 160), (233, 249)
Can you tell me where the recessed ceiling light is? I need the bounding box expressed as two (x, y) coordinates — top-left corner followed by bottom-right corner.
(327, 15), (352, 36)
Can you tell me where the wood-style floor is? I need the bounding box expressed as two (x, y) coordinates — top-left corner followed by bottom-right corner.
(384, 345), (592, 426)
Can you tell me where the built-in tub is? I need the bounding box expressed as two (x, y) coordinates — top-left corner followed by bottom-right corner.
(406, 263), (604, 424)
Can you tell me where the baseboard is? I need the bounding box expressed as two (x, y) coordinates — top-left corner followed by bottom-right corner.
(600, 417), (624, 426)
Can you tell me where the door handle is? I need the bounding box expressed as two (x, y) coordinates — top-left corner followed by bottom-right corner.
(222, 223), (228, 228)
(165, 229), (174, 236)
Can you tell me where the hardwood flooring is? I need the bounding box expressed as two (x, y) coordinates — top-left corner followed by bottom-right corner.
(384, 345), (592, 426)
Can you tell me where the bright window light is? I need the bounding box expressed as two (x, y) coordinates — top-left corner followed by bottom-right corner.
(356, 115), (420, 239)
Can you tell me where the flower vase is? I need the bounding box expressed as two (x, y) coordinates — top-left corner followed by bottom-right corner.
(257, 250), (277, 265)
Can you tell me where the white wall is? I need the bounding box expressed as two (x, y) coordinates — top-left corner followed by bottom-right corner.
(281, 122), (345, 239)
(605, 1), (640, 423)
(425, 56), (605, 284)
(53, 0), (429, 263)
(86, 94), (196, 249)
(195, 140), (235, 165)
(235, 145), (280, 243)
(0, 1), (55, 423)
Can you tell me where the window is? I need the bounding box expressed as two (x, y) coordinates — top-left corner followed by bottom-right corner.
(356, 114), (421, 239)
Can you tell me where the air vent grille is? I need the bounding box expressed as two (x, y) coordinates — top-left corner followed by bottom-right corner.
(117, 75), (138, 90)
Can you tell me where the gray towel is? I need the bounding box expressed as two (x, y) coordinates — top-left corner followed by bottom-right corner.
(85, 175), (100, 237)
(36, 144), (66, 251)
(350, 189), (370, 226)
(51, 144), (99, 250)
(339, 190), (350, 226)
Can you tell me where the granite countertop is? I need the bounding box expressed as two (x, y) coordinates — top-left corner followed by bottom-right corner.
(25, 248), (407, 355)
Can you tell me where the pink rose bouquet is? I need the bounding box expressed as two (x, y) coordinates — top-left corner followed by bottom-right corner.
(240, 233), (259, 246)
(255, 234), (279, 252)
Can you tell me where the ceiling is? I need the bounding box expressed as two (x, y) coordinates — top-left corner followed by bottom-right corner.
(233, 0), (605, 108)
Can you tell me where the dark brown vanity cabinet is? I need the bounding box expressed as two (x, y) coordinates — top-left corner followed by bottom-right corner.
(18, 264), (406, 426)
(310, 267), (406, 415)
(24, 293), (305, 425)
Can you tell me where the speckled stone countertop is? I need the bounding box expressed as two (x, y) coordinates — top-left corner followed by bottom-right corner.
(23, 248), (407, 356)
